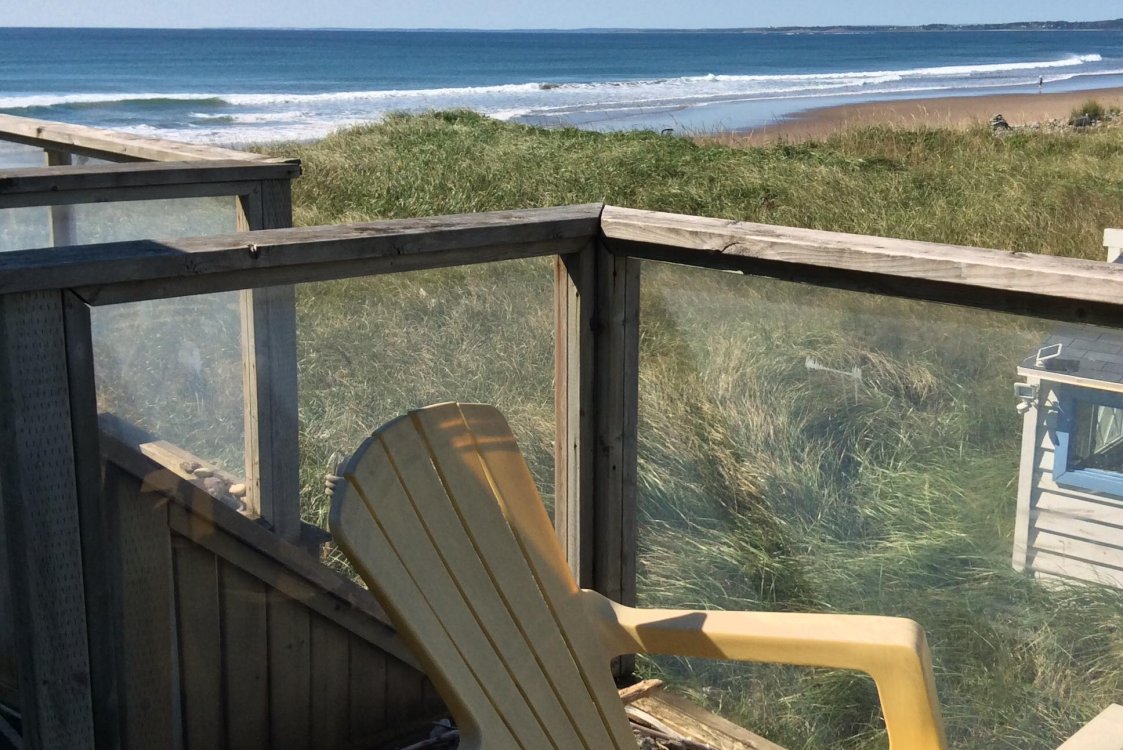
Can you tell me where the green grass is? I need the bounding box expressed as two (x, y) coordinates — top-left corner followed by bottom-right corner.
(258, 114), (1123, 748)
(1070, 99), (1112, 123)
(274, 110), (1123, 258)
(21, 112), (1117, 747)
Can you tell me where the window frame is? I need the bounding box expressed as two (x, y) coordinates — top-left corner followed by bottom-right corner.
(1053, 385), (1123, 496)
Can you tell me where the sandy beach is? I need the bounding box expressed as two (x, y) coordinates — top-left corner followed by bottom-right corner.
(715, 86), (1123, 144)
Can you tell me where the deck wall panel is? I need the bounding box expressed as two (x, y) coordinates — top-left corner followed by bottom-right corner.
(96, 449), (444, 750)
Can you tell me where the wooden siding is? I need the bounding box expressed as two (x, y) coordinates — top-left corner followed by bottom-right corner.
(1018, 382), (1123, 587)
(101, 436), (445, 749)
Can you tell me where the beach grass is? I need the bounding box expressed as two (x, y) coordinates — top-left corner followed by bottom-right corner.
(256, 113), (1123, 749)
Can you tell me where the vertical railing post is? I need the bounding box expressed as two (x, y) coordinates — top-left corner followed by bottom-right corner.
(0, 290), (98, 748)
(554, 235), (640, 677)
(555, 244), (597, 588)
(45, 149), (76, 247)
(237, 180), (302, 544)
(591, 242), (640, 612)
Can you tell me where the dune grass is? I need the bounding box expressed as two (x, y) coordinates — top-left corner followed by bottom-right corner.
(260, 114), (1123, 748)
(278, 110), (1123, 258)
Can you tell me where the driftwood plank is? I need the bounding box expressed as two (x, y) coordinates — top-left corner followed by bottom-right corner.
(0, 112), (286, 164)
(0, 204), (604, 302)
(631, 687), (788, 750)
(219, 562), (270, 749)
(172, 537), (224, 750)
(600, 206), (1123, 324)
(267, 589), (312, 749)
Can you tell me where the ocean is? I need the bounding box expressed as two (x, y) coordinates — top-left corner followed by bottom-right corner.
(3, 26), (1123, 147)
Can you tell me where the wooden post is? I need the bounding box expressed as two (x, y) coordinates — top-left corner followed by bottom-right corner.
(592, 243), (640, 612)
(554, 239), (640, 678)
(45, 150), (77, 247)
(0, 291), (97, 748)
(63, 291), (126, 749)
(554, 245), (596, 588)
(237, 180), (302, 543)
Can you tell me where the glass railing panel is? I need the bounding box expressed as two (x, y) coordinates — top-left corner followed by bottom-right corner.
(86, 197), (243, 475)
(295, 256), (557, 535)
(0, 141), (45, 169)
(637, 259), (1123, 750)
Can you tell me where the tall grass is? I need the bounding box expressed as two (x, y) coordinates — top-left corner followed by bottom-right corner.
(274, 110), (1123, 258)
(257, 114), (1123, 748)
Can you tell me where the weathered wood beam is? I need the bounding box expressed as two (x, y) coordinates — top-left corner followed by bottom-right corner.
(0, 204), (605, 303)
(554, 231), (640, 626)
(592, 244), (640, 612)
(554, 244), (597, 588)
(0, 159), (301, 208)
(600, 206), (1123, 325)
(0, 113), (287, 164)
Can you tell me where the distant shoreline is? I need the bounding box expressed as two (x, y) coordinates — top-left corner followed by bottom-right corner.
(4, 20), (1123, 33)
(708, 86), (1123, 145)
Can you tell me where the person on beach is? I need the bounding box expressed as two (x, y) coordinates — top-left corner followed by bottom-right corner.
(1039, 76), (1044, 91)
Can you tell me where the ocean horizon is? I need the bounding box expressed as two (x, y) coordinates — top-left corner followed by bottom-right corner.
(3, 26), (1123, 150)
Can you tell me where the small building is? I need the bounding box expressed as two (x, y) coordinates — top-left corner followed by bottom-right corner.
(1013, 233), (1123, 587)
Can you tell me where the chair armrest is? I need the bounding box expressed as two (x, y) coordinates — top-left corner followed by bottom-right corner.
(581, 590), (946, 750)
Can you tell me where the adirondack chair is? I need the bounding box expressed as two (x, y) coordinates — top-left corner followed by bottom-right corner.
(329, 402), (947, 749)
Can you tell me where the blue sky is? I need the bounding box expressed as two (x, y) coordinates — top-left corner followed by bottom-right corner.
(6, 0), (1122, 29)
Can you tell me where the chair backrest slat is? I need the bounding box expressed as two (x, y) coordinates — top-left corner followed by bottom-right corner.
(333, 404), (636, 748)
(436, 403), (637, 748)
(377, 412), (587, 748)
(331, 448), (520, 748)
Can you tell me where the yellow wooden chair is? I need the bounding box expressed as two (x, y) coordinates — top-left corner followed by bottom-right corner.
(329, 402), (947, 749)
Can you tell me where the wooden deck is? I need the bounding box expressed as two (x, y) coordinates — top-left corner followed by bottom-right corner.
(6, 114), (1123, 749)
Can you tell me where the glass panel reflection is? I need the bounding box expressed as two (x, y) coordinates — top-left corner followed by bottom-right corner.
(637, 260), (1123, 750)
(296, 257), (557, 537)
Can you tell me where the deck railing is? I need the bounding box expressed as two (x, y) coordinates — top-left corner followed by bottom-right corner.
(4, 114), (1123, 748)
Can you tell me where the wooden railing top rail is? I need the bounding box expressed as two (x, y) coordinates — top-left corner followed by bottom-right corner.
(0, 113), (291, 164)
(2, 201), (1122, 320)
(0, 204), (604, 304)
(0, 159), (302, 208)
(601, 206), (1123, 323)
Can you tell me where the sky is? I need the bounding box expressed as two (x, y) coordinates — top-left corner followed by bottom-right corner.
(4, 0), (1122, 30)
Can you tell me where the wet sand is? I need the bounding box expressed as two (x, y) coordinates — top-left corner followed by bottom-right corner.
(709, 86), (1123, 145)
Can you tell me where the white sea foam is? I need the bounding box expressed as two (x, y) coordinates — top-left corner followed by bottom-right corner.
(0, 53), (1108, 111)
(6, 52), (1118, 144)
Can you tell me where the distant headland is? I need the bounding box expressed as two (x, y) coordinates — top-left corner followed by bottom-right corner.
(554, 19), (1123, 34)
